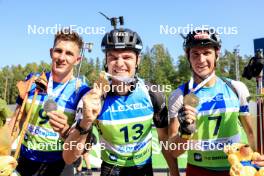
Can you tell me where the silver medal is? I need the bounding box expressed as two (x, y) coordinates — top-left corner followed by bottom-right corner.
(43, 98), (57, 112)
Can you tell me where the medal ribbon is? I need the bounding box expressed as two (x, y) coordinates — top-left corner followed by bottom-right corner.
(47, 72), (71, 99)
(188, 72), (215, 93)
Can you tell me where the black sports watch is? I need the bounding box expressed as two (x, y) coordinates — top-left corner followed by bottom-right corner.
(75, 119), (92, 135)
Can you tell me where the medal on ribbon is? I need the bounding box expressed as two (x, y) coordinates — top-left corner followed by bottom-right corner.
(43, 72), (70, 112)
(183, 93), (199, 107)
(43, 97), (57, 112)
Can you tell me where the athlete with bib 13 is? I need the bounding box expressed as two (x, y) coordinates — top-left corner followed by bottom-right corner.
(63, 19), (178, 176)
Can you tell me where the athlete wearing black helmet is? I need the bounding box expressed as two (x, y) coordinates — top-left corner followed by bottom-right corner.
(101, 28), (143, 53)
(168, 29), (254, 176)
(64, 19), (178, 176)
(101, 28), (143, 80)
(183, 29), (221, 50)
(183, 29), (221, 81)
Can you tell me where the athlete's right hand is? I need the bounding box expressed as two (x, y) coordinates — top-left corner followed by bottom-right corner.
(253, 155), (264, 167)
(82, 88), (102, 123)
(178, 105), (197, 134)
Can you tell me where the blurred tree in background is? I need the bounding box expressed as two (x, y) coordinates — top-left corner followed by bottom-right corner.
(0, 45), (256, 104)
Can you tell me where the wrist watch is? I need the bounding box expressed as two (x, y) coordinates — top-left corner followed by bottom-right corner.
(75, 119), (92, 135)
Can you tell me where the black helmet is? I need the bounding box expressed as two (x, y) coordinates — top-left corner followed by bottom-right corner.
(183, 29), (221, 50)
(101, 28), (143, 54)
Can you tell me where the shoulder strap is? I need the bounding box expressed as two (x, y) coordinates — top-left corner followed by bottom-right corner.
(220, 77), (239, 98)
(144, 81), (155, 106)
(183, 81), (189, 96)
(183, 78), (239, 98)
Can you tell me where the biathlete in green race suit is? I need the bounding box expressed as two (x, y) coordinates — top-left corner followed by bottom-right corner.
(63, 23), (179, 175)
(168, 29), (255, 176)
(8, 29), (89, 176)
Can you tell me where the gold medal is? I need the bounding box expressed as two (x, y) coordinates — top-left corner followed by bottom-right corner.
(183, 93), (199, 107)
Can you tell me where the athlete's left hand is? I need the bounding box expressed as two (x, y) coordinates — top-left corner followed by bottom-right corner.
(47, 111), (69, 137)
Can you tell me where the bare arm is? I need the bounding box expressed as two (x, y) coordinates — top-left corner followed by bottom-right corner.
(76, 155), (83, 172)
(63, 119), (92, 164)
(168, 89), (192, 158)
(156, 126), (180, 176)
(239, 115), (255, 150)
(168, 117), (188, 158)
(148, 86), (180, 176)
(63, 89), (101, 164)
(83, 152), (91, 169)
(233, 81), (255, 149)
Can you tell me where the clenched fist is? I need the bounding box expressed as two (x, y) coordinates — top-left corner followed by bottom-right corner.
(178, 105), (197, 134)
(47, 111), (69, 137)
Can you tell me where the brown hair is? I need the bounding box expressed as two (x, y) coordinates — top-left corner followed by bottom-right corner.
(53, 28), (83, 51)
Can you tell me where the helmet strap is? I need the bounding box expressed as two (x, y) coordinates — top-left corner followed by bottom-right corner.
(135, 54), (140, 73)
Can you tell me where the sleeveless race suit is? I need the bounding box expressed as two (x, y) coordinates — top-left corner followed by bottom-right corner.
(97, 79), (154, 166)
(168, 77), (250, 170)
(16, 72), (89, 163)
(76, 78), (168, 168)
